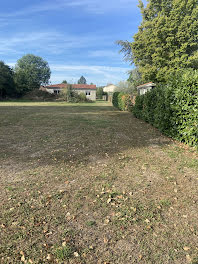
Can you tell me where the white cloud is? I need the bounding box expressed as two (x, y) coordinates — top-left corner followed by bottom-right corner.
(0, 30), (116, 56)
(0, 0), (142, 18)
(88, 50), (120, 58)
(48, 63), (131, 85)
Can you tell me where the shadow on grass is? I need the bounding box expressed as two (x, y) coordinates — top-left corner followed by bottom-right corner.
(0, 103), (172, 167)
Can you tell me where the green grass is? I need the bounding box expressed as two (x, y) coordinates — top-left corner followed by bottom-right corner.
(0, 101), (197, 264)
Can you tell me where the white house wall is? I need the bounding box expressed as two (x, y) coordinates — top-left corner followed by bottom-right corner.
(75, 90), (96, 101)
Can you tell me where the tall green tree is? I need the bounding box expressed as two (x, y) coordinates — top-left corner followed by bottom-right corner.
(78, 76), (87, 84)
(15, 54), (51, 94)
(118, 0), (198, 83)
(62, 80), (67, 84)
(0, 61), (15, 98)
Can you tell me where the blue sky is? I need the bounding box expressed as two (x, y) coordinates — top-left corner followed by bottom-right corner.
(0, 0), (146, 86)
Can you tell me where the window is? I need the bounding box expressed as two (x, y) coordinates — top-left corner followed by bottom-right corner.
(86, 91), (91, 96)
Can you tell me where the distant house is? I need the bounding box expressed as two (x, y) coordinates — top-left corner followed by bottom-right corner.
(41, 83), (97, 101)
(103, 84), (117, 94)
(136, 82), (156, 95)
(103, 84), (117, 102)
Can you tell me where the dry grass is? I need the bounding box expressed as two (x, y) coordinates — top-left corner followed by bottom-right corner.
(0, 101), (198, 264)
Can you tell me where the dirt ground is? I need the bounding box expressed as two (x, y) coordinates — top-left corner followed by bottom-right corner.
(0, 101), (198, 264)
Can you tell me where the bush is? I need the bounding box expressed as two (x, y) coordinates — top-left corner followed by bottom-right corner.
(112, 92), (133, 111)
(59, 87), (92, 103)
(112, 92), (120, 109)
(133, 69), (198, 148)
(22, 89), (56, 101)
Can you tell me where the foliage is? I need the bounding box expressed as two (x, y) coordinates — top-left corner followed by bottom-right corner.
(15, 54), (51, 94)
(118, 0), (198, 83)
(115, 80), (137, 94)
(22, 89), (56, 101)
(60, 85), (91, 103)
(78, 76), (87, 84)
(112, 92), (133, 111)
(116, 40), (133, 62)
(78, 92), (87, 102)
(55, 245), (74, 260)
(133, 69), (198, 147)
(0, 61), (16, 98)
(127, 68), (142, 87)
(62, 80), (67, 84)
(96, 87), (104, 99)
(60, 84), (73, 101)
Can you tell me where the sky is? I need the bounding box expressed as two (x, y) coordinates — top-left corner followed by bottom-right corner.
(0, 0), (146, 86)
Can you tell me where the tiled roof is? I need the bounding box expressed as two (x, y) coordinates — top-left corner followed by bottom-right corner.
(136, 82), (156, 89)
(46, 84), (97, 90)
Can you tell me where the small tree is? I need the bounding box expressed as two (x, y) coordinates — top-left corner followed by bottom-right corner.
(96, 87), (104, 99)
(0, 61), (15, 98)
(60, 84), (73, 101)
(78, 76), (87, 84)
(116, 80), (136, 94)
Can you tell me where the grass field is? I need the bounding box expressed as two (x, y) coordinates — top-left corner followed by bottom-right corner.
(0, 101), (198, 264)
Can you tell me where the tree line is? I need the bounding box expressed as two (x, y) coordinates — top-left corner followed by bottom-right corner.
(0, 54), (51, 99)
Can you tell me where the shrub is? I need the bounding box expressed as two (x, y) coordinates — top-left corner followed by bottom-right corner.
(133, 69), (198, 148)
(78, 92), (87, 102)
(112, 92), (120, 109)
(112, 92), (133, 111)
(169, 69), (198, 146)
(22, 89), (56, 101)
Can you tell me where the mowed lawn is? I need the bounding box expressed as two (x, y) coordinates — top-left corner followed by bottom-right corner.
(0, 101), (198, 264)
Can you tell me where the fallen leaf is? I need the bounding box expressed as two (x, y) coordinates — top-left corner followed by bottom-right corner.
(186, 254), (192, 263)
(46, 254), (52, 260)
(21, 255), (25, 262)
(104, 237), (108, 244)
(183, 247), (190, 251)
(107, 198), (111, 204)
(104, 219), (110, 224)
(74, 252), (79, 257)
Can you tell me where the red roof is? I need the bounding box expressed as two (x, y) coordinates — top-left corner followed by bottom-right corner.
(46, 84), (96, 90)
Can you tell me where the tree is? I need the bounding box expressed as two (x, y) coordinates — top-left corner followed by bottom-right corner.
(0, 61), (15, 98)
(15, 54), (51, 93)
(62, 80), (67, 84)
(118, 0), (198, 83)
(115, 80), (136, 94)
(78, 76), (87, 84)
(96, 87), (104, 99)
(127, 68), (142, 87)
(60, 84), (73, 101)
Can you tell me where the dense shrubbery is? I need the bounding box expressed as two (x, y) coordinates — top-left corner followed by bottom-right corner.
(22, 90), (56, 101)
(112, 92), (133, 111)
(133, 69), (198, 147)
(60, 86), (92, 103)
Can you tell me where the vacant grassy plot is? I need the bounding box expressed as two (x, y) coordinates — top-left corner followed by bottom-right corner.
(0, 101), (198, 264)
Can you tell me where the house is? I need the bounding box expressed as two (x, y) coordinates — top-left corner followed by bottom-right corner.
(103, 84), (117, 102)
(136, 82), (156, 95)
(103, 84), (117, 94)
(41, 83), (97, 101)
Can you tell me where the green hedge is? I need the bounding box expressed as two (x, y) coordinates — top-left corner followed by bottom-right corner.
(112, 92), (133, 111)
(133, 69), (198, 147)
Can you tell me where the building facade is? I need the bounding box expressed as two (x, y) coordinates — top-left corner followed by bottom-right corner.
(136, 82), (156, 95)
(41, 84), (97, 101)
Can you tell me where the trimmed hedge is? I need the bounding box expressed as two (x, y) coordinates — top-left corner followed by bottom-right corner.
(133, 69), (198, 147)
(112, 92), (133, 111)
